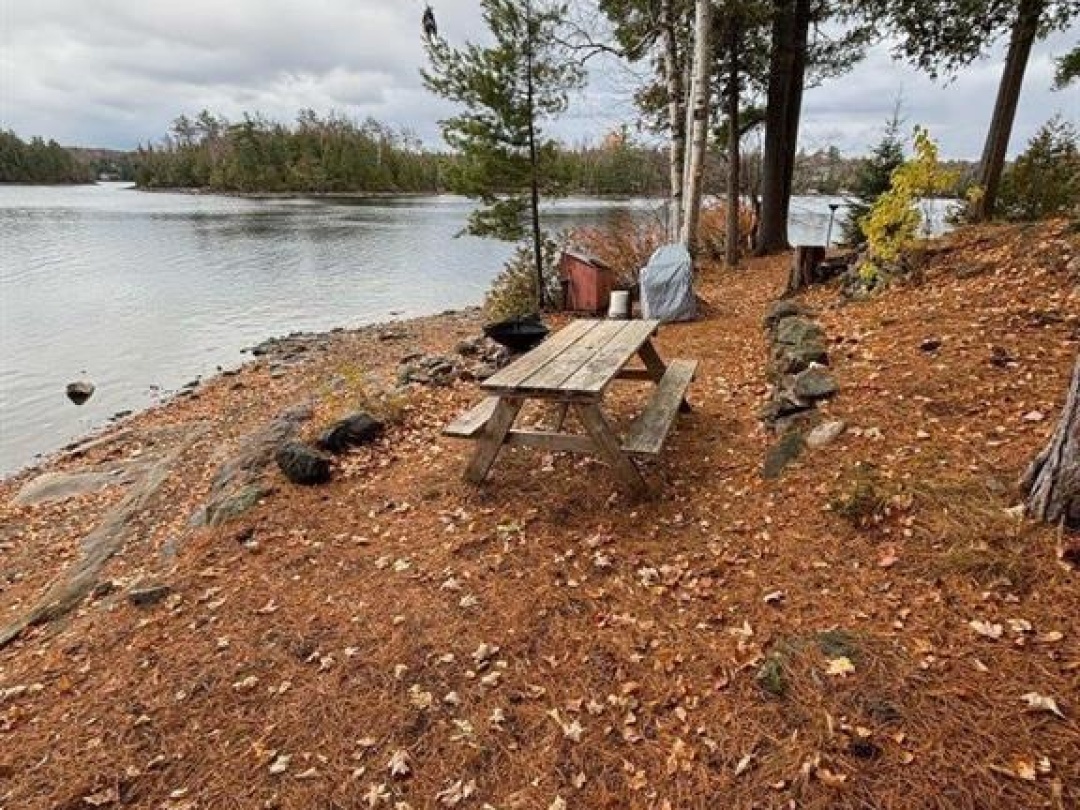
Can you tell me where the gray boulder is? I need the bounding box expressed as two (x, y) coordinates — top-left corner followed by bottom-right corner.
(793, 367), (839, 400)
(763, 300), (809, 331)
(763, 431), (805, 479)
(66, 380), (95, 405)
(276, 441), (332, 485)
(775, 317), (825, 347)
(806, 420), (847, 448)
(317, 412), (383, 454)
(772, 341), (829, 375)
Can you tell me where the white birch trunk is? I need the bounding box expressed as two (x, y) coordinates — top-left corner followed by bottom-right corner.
(662, 0), (685, 243)
(679, 0), (713, 252)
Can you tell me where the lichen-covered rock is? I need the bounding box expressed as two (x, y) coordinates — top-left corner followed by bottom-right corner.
(763, 300), (808, 331)
(793, 367), (839, 400)
(772, 341), (829, 375)
(775, 317), (825, 347)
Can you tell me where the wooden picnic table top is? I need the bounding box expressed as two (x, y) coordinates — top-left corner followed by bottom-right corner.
(482, 318), (661, 399)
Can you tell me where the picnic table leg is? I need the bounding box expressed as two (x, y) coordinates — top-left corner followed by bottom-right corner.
(638, 340), (691, 413)
(574, 402), (649, 497)
(464, 398), (522, 484)
(551, 402), (569, 432)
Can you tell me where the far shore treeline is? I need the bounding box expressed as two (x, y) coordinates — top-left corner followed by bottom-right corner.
(3, 111), (979, 198)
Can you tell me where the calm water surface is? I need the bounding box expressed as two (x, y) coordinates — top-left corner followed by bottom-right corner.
(0, 183), (950, 475)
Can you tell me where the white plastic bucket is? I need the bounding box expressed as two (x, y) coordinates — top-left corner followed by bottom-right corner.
(608, 290), (629, 319)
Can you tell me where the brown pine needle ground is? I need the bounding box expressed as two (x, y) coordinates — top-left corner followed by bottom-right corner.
(1, 220), (1078, 810)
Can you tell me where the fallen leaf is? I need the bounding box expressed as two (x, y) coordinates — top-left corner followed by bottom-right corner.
(969, 620), (1003, 640)
(388, 749), (411, 778)
(733, 752), (754, 777)
(826, 657), (856, 677)
(1013, 759), (1037, 781)
(436, 779), (476, 806)
(1021, 692), (1065, 718)
(815, 767), (848, 787)
(82, 787), (120, 806)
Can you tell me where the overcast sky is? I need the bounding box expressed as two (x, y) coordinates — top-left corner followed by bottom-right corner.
(0, 0), (1075, 159)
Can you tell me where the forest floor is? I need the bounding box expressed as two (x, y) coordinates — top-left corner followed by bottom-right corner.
(0, 219), (1078, 810)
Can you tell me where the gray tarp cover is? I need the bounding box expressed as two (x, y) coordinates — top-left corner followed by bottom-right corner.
(640, 244), (696, 322)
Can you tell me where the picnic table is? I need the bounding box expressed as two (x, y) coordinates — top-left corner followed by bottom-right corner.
(444, 318), (697, 496)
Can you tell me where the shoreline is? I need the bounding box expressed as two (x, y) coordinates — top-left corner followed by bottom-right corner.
(2, 304), (486, 486)
(131, 185), (669, 202)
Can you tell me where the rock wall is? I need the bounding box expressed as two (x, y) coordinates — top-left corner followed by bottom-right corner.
(760, 300), (844, 478)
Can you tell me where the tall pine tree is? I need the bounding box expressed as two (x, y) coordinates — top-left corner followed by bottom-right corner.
(422, 0), (583, 308)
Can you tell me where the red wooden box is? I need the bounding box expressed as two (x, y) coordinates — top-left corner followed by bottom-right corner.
(559, 250), (614, 314)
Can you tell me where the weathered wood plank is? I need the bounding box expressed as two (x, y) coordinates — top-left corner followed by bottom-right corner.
(482, 319), (597, 391)
(560, 320), (659, 394)
(464, 398), (522, 484)
(622, 359), (697, 456)
(518, 319), (629, 392)
(504, 430), (594, 454)
(640, 339), (691, 412)
(614, 368), (654, 381)
(443, 397), (499, 439)
(575, 402), (649, 496)
(485, 320), (625, 397)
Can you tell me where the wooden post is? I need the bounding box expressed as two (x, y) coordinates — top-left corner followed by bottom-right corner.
(785, 245), (826, 295)
(464, 398), (522, 484)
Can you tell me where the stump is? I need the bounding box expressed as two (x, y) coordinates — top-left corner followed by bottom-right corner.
(1023, 354), (1080, 529)
(785, 245), (826, 295)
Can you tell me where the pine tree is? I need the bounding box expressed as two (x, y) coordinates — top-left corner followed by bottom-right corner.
(841, 107), (905, 246)
(422, 0), (583, 308)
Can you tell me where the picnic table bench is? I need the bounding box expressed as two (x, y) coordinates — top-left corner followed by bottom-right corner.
(444, 318), (697, 496)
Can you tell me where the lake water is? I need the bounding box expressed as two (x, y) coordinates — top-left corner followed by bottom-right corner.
(0, 184), (951, 475)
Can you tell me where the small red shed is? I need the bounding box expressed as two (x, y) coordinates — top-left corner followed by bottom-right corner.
(559, 250), (614, 314)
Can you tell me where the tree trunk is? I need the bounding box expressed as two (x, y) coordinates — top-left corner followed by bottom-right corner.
(662, 0), (685, 243)
(784, 245), (825, 295)
(1023, 353), (1080, 529)
(524, 0), (545, 309)
(972, 0), (1042, 221)
(756, 0), (811, 256)
(725, 13), (741, 269)
(679, 0), (713, 252)
(779, 0), (808, 232)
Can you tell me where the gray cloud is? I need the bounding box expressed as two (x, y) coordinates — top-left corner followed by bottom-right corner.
(0, 0), (1075, 158)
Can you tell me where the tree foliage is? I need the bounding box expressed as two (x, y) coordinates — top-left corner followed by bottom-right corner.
(865, 0), (1077, 80)
(1054, 42), (1080, 88)
(422, 0), (584, 242)
(997, 116), (1080, 221)
(0, 131), (94, 184)
(859, 127), (958, 284)
(841, 107), (906, 246)
(136, 111), (442, 194)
